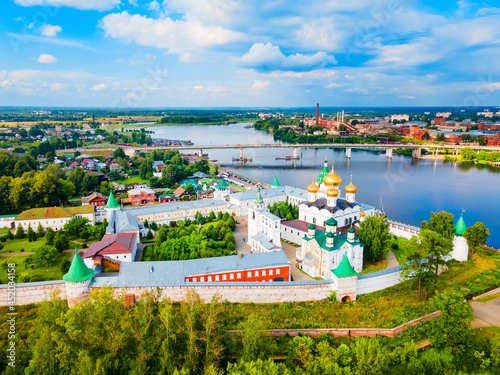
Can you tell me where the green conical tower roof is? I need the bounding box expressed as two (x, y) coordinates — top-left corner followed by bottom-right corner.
(255, 188), (264, 205)
(104, 189), (120, 209)
(271, 174), (281, 187)
(332, 253), (359, 278)
(216, 180), (230, 189)
(63, 245), (94, 283)
(326, 216), (338, 227)
(316, 157), (329, 184)
(454, 212), (467, 236)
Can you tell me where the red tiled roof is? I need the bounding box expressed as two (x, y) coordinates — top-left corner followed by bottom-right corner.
(83, 233), (136, 259)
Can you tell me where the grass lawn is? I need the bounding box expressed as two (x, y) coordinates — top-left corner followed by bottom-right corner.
(0, 252), (73, 284)
(0, 228), (11, 235)
(115, 175), (149, 185)
(1, 237), (44, 254)
(360, 259), (388, 275)
(390, 236), (414, 264)
(475, 291), (500, 303)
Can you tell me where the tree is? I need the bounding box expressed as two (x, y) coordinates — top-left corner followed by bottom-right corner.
(45, 151), (55, 163)
(420, 229), (452, 294)
(45, 227), (55, 245)
(139, 159), (153, 180)
(428, 290), (474, 353)
(421, 211), (455, 242)
(401, 236), (432, 302)
(422, 132), (430, 140)
(54, 230), (69, 252)
(352, 337), (389, 375)
(238, 314), (277, 362)
(27, 225), (37, 242)
(162, 164), (179, 187)
(100, 180), (112, 195)
(81, 174), (94, 192)
(64, 217), (90, 236)
(214, 165), (219, 175)
(463, 222), (490, 259)
(33, 245), (60, 267)
(36, 223), (45, 238)
(146, 229), (153, 240)
(357, 216), (390, 262)
(460, 147), (476, 161)
(113, 147), (126, 159)
(15, 225), (26, 239)
(435, 133), (446, 142)
(208, 211), (216, 222)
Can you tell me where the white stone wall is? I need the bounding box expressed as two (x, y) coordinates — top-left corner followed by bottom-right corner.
(388, 221), (420, 240)
(0, 281), (66, 306)
(356, 267), (402, 295)
(0, 217), (15, 228)
(280, 225), (305, 245)
(15, 212), (95, 232)
(451, 236), (469, 262)
(299, 205), (376, 228)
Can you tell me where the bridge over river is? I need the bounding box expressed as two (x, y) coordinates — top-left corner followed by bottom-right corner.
(60, 143), (500, 159)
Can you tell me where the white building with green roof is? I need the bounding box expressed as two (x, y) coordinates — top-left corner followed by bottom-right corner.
(450, 212), (469, 262)
(63, 246), (94, 308)
(248, 188), (282, 253)
(298, 217), (364, 279)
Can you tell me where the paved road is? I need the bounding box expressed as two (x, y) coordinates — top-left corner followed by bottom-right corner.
(234, 216), (251, 254)
(471, 296), (500, 328)
(386, 250), (399, 269)
(281, 242), (313, 281)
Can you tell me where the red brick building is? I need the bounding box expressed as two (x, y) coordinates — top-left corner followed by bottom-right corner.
(127, 187), (156, 205)
(81, 192), (107, 207)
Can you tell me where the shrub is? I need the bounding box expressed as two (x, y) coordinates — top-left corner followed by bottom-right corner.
(31, 265), (34, 268)
(391, 243), (399, 250)
(60, 259), (71, 274)
(29, 275), (42, 282)
(82, 243), (88, 249)
(0, 243), (3, 250)
(20, 248), (24, 252)
(0, 236), (6, 242)
(104, 267), (115, 273)
(19, 274), (30, 283)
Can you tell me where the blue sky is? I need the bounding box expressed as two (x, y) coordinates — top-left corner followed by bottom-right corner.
(1, 0), (500, 107)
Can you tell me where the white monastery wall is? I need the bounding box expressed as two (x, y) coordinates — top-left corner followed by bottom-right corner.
(356, 267), (402, 295)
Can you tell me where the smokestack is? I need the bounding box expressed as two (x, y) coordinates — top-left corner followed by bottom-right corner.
(342, 110), (345, 122)
(316, 103), (319, 126)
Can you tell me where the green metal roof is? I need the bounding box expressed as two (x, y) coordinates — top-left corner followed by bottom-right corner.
(271, 175), (281, 187)
(454, 213), (467, 236)
(255, 188), (264, 205)
(326, 217), (338, 226)
(104, 190), (120, 209)
(308, 224), (315, 230)
(332, 254), (359, 278)
(347, 226), (355, 233)
(316, 158), (329, 184)
(326, 231), (334, 238)
(63, 245), (94, 283)
(159, 194), (175, 199)
(216, 180), (230, 189)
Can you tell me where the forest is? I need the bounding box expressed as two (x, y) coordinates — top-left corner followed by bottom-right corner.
(0, 288), (498, 375)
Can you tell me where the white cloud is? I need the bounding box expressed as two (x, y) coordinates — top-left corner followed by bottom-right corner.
(51, 83), (68, 91)
(398, 95), (415, 99)
(148, 0), (160, 11)
(477, 7), (500, 15)
(39, 24), (62, 37)
(166, 0), (238, 26)
(8, 33), (90, 49)
(37, 54), (57, 64)
(294, 17), (346, 51)
(345, 88), (368, 95)
(252, 80), (270, 89)
(326, 83), (342, 88)
(91, 83), (108, 91)
(268, 69), (336, 79)
(100, 12), (242, 55)
(14, 0), (120, 11)
(240, 42), (336, 71)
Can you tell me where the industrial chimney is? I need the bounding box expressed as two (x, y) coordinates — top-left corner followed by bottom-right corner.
(316, 103), (319, 126)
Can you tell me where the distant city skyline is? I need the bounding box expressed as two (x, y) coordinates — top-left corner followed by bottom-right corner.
(2, 0), (500, 107)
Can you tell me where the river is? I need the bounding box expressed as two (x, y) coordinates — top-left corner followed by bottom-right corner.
(146, 122), (500, 248)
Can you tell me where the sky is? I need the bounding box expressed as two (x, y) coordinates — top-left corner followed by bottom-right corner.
(1, 0), (500, 108)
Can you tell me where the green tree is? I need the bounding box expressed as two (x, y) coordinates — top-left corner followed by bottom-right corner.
(139, 159), (153, 180)
(352, 337), (389, 375)
(45, 151), (55, 163)
(113, 147), (126, 159)
(463, 222), (490, 259)
(27, 225), (37, 242)
(435, 133), (446, 142)
(64, 217), (90, 236)
(401, 236), (431, 302)
(54, 230), (70, 252)
(146, 229), (153, 240)
(36, 223), (45, 237)
(33, 245), (60, 267)
(460, 147), (476, 161)
(421, 211), (455, 241)
(208, 211), (216, 222)
(422, 132), (430, 140)
(81, 173), (94, 192)
(238, 314), (277, 362)
(45, 227), (55, 245)
(15, 225), (26, 239)
(420, 229), (453, 294)
(357, 216), (390, 262)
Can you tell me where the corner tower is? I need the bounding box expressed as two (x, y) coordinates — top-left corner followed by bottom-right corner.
(63, 245), (94, 308)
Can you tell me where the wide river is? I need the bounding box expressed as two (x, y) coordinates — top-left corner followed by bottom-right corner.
(147, 122), (500, 248)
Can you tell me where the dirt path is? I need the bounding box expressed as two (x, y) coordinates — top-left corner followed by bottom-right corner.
(386, 250), (399, 269)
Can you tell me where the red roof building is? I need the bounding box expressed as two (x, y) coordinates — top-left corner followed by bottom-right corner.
(83, 232), (137, 268)
(81, 192), (108, 207)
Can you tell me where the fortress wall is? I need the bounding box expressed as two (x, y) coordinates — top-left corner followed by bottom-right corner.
(357, 267), (402, 295)
(0, 281), (66, 306)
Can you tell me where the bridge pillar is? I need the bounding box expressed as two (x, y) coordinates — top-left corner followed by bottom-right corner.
(386, 148), (393, 158)
(412, 148), (421, 159)
(345, 147), (351, 158)
(199, 149), (203, 157)
(292, 147), (298, 158)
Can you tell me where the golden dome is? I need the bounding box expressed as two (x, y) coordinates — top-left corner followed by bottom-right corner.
(360, 206), (365, 217)
(307, 176), (320, 193)
(322, 161), (342, 187)
(326, 187), (339, 197)
(344, 175), (357, 194)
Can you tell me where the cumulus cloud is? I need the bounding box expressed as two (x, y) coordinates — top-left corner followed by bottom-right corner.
(100, 12), (242, 55)
(37, 54), (57, 64)
(39, 24), (62, 37)
(240, 42), (336, 72)
(345, 88), (368, 95)
(252, 80), (270, 89)
(91, 83), (108, 91)
(15, 0), (120, 11)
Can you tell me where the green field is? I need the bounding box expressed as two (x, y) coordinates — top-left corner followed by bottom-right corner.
(115, 175), (149, 185)
(0, 237), (96, 255)
(0, 252), (73, 284)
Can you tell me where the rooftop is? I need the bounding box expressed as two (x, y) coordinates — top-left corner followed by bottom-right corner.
(83, 232), (137, 259)
(15, 206), (94, 221)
